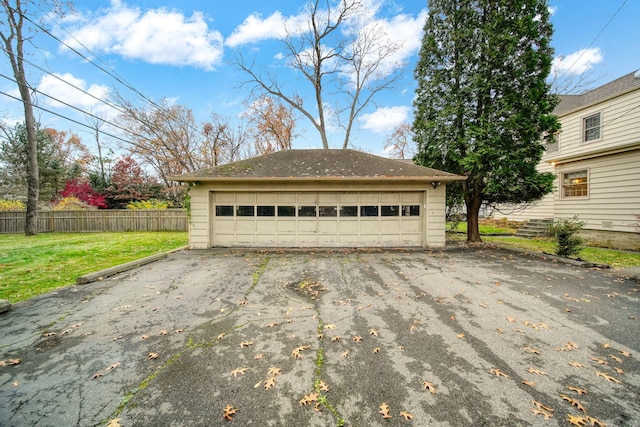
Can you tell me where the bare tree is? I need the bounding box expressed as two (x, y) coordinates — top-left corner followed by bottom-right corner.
(384, 123), (414, 160)
(244, 95), (297, 155)
(236, 0), (403, 149)
(0, 0), (40, 234)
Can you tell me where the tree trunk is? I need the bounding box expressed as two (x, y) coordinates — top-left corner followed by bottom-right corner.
(465, 189), (483, 243)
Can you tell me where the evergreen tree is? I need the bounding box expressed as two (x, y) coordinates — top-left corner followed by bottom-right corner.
(413, 0), (560, 242)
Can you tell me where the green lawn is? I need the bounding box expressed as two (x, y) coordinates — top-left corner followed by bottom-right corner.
(0, 232), (188, 303)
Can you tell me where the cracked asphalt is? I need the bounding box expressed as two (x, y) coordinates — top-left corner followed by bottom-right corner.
(1, 247), (639, 426)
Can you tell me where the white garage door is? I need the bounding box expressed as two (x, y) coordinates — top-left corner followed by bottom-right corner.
(211, 192), (424, 247)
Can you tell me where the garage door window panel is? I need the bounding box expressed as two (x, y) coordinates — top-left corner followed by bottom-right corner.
(278, 206), (296, 217)
(340, 206), (358, 217)
(257, 206), (275, 216)
(402, 205), (420, 216)
(319, 206), (337, 217)
(236, 206), (255, 216)
(360, 206), (379, 217)
(216, 205), (234, 216)
(381, 205), (400, 216)
(298, 206), (317, 217)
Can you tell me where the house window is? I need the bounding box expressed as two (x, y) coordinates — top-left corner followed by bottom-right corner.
(583, 113), (601, 142)
(561, 170), (588, 198)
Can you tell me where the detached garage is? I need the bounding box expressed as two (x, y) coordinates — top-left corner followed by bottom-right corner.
(171, 149), (465, 249)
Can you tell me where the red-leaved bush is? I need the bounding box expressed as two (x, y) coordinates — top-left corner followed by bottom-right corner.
(60, 179), (107, 209)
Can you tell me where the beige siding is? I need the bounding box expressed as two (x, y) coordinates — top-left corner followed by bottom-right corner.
(554, 149), (640, 232)
(554, 89), (640, 159)
(187, 187), (210, 249)
(425, 186), (445, 247)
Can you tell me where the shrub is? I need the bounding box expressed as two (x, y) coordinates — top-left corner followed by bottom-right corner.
(0, 199), (26, 211)
(53, 196), (92, 210)
(60, 179), (107, 209)
(126, 199), (171, 210)
(548, 216), (585, 258)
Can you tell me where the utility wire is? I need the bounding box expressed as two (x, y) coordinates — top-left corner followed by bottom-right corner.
(0, 89), (134, 145)
(555, 0), (628, 79)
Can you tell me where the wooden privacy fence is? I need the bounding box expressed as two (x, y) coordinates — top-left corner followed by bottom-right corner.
(0, 209), (188, 233)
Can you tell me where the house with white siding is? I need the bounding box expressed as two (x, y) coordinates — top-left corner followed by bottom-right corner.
(494, 70), (640, 250)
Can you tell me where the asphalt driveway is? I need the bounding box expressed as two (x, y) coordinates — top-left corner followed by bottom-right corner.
(1, 247), (639, 426)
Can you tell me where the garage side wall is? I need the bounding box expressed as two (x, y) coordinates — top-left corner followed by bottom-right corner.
(425, 185), (446, 247)
(187, 186), (210, 249)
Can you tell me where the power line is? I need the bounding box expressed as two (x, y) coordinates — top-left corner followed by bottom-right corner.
(556, 0), (628, 78)
(0, 88), (134, 145)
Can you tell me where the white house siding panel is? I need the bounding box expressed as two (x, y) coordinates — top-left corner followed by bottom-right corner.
(425, 186), (445, 247)
(554, 149), (640, 232)
(208, 190), (428, 248)
(555, 89), (640, 159)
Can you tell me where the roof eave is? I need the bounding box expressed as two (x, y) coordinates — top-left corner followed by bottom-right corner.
(170, 175), (467, 184)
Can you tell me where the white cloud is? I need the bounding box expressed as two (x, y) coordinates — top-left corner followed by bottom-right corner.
(60, 0), (223, 71)
(36, 73), (115, 117)
(226, 10), (308, 47)
(359, 106), (410, 134)
(552, 48), (603, 75)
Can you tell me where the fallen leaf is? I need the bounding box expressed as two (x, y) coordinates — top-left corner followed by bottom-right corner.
(585, 415), (607, 427)
(331, 336), (342, 342)
(379, 403), (392, 419)
(11, 381), (18, 387)
(140, 335), (150, 340)
(92, 372), (104, 379)
(561, 394), (586, 412)
(218, 333), (226, 340)
(456, 333), (465, 339)
(609, 354), (623, 363)
(299, 392), (319, 405)
(324, 324), (336, 330)
(399, 410), (414, 421)
(291, 345), (311, 359)
(522, 380), (535, 387)
(158, 330), (169, 336)
(530, 407), (553, 420)
(595, 371), (621, 383)
(264, 377), (276, 389)
(369, 328), (379, 336)
(105, 362), (121, 371)
(490, 368), (510, 378)
(532, 401), (554, 412)
(318, 380), (330, 392)
(239, 341), (255, 348)
(7, 358), (21, 366)
(106, 419), (122, 427)
(525, 346), (540, 355)
(223, 404), (238, 421)
(567, 386), (587, 395)
(602, 343), (611, 349)
(558, 342), (578, 351)
(231, 367), (249, 378)
(496, 328), (504, 334)
(526, 368), (546, 376)
(267, 322), (279, 328)
(341, 350), (350, 358)
(268, 367), (282, 377)
(372, 347), (381, 354)
(567, 414), (588, 426)
(254, 353), (264, 360)
(422, 381), (436, 393)
(614, 367), (624, 374)
(352, 335), (362, 342)
(569, 361), (586, 368)
(148, 352), (159, 360)
(619, 350), (632, 358)
(589, 356), (608, 365)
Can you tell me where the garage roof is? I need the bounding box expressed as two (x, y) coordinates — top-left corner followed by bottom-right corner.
(171, 149), (466, 183)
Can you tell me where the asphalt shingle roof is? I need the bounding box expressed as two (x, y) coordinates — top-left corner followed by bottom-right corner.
(171, 149), (464, 182)
(554, 69), (640, 116)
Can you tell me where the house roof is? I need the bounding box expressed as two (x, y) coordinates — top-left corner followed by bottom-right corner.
(554, 69), (640, 116)
(171, 149), (466, 183)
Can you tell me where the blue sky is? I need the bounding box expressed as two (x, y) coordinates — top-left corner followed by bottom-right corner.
(1, 0), (638, 157)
